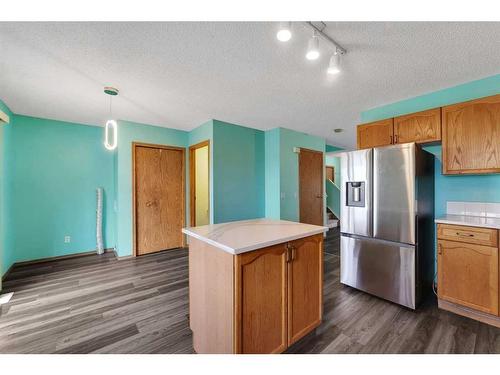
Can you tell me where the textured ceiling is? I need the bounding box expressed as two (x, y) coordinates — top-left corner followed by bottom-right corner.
(0, 22), (499, 148)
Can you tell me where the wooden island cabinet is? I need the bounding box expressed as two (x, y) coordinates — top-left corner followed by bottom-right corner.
(184, 219), (327, 354)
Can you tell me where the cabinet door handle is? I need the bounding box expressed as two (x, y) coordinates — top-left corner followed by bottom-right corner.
(291, 246), (296, 261)
(456, 232), (474, 237)
(285, 244), (292, 263)
(394, 134), (398, 143)
(438, 243), (442, 255)
(390, 135), (393, 144)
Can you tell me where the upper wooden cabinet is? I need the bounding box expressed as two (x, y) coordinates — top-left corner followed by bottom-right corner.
(393, 108), (441, 144)
(442, 94), (500, 175)
(357, 118), (394, 149)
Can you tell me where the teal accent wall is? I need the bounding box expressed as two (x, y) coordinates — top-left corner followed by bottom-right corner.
(7, 115), (115, 265)
(280, 128), (325, 222)
(264, 128), (281, 219)
(212, 120), (265, 223)
(361, 74), (500, 276)
(115, 120), (188, 257)
(264, 128), (325, 222)
(0, 99), (13, 277)
(0, 105), (327, 271)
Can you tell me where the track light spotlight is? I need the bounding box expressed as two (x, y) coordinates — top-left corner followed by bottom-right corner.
(327, 50), (341, 75)
(306, 31), (320, 60)
(276, 22), (292, 42)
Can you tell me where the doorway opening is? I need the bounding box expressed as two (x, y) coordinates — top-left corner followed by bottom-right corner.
(189, 140), (210, 227)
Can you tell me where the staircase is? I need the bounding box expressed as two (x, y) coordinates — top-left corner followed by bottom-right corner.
(325, 178), (340, 228)
(326, 208), (339, 228)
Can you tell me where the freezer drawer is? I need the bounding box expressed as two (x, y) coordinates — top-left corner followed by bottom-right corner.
(340, 235), (416, 309)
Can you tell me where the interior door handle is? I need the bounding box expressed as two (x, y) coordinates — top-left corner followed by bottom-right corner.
(316, 194), (322, 198)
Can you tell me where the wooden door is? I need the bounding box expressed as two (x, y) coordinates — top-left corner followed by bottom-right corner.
(299, 148), (324, 226)
(234, 244), (288, 354)
(287, 234), (323, 345)
(442, 94), (500, 175)
(357, 118), (394, 149)
(437, 239), (498, 315)
(134, 143), (185, 255)
(394, 108), (441, 144)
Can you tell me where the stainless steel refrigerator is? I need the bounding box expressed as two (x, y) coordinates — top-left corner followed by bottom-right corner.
(340, 142), (434, 309)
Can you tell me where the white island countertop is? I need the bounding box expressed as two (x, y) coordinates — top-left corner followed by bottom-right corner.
(182, 218), (329, 255)
(435, 214), (500, 230)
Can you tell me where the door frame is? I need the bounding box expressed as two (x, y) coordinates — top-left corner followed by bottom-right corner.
(189, 140), (210, 227)
(132, 142), (186, 257)
(298, 147), (324, 226)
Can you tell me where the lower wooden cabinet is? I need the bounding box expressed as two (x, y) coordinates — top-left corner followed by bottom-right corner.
(437, 224), (500, 324)
(234, 244), (288, 354)
(287, 236), (323, 345)
(234, 234), (323, 353)
(189, 234), (324, 354)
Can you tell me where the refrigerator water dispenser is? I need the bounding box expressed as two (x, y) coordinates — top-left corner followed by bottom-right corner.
(346, 181), (365, 207)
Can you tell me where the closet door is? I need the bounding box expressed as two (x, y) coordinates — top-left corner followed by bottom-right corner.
(134, 143), (185, 255)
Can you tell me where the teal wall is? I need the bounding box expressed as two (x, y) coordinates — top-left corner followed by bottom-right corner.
(0, 99), (13, 278)
(279, 128), (326, 222)
(115, 120), (188, 257)
(361, 74), (500, 220)
(7, 115), (115, 265)
(264, 128), (281, 219)
(212, 120), (265, 223)
(0, 103), (329, 271)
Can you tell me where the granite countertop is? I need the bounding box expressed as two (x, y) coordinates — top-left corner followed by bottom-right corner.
(435, 214), (500, 230)
(182, 218), (328, 255)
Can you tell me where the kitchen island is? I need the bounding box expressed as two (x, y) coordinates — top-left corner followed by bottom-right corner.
(182, 218), (328, 354)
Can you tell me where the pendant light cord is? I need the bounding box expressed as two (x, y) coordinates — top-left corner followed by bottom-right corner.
(109, 95), (113, 119)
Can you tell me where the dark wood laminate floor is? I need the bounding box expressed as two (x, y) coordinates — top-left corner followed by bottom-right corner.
(1, 229), (499, 354)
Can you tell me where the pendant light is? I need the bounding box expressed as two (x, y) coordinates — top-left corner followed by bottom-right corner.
(276, 22), (292, 42)
(306, 31), (320, 60)
(327, 49), (341, 75)
(103, 87), (119, 151)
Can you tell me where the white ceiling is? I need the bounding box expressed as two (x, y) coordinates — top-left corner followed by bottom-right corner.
(0, 22), (499, 148)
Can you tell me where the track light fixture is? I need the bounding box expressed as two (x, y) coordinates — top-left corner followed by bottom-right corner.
(306, 31), (320, 60)
(327, 50), (341, 75)
(275, 22), (347, 78)
(276, 22), (292, 42)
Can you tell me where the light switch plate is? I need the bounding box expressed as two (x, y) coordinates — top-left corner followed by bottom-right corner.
(64, 236), (71, 243)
